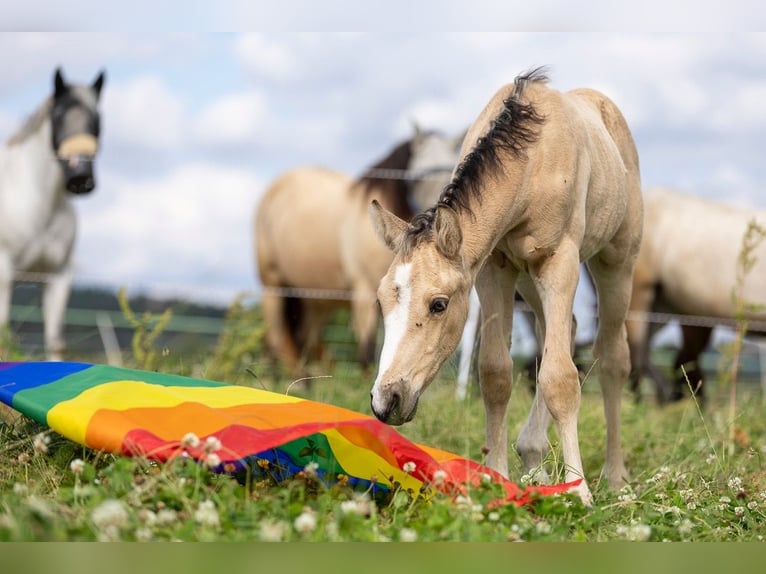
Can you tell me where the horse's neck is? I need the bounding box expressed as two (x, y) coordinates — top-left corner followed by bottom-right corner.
(1, 119), (64, 208)
(459, 178), (528, 279)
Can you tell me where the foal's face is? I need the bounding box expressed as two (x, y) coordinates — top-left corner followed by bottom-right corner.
(371, 240), (471, 426)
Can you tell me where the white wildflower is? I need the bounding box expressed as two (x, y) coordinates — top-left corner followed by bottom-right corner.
(488, 511), (500, 522)
(339, 495), (371, 517)
(12, 483), (28, 496)
(687, 501), (697, 511)
(70, 458), (85, 475)
(481, 473), (493, 484)
(259, 520), (286, 542)
(204, 453), (221, 469)
(304, 461), (319, 478)
(616, 523), (651, 541)
(728, 477), (743, 491)
(91, 499), (129, 530)
(33, 433), (50, 454)
(137, 509), (157, 526)
(399, 527), (418, 542)
(294, 509), (317, 534)
(156, 509), (178, 526)
(536, 521), (552, 535)
(194, 500), (220, 528)
(135, 527), (153, 542)
(719, 496), (731, 504)
(204, 436), (222, 453)
(678, 519), (694, 536)
(705, 453), (716, 465)
(432, 469), (448, 485)
(734, 506), (746, 518)
(747, 501), (759, 511)
(181, 432), (200, 448)
(402, 461), (416, 474)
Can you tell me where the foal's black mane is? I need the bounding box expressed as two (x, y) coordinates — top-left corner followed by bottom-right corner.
(355, 138), (416, 222)
(404, 67), (548, 248)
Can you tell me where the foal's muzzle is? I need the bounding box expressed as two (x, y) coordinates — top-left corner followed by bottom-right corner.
(370, 382), (419, 426)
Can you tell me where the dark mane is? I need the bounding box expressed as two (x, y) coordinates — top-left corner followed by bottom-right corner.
(402, 67), (549, 253)
(354, 139), (414, 221)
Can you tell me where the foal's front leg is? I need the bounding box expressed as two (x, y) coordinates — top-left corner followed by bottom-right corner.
(474, 261), (518, 477)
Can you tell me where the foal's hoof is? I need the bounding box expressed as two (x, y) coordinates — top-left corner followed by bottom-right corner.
(569, 481), (594, 506)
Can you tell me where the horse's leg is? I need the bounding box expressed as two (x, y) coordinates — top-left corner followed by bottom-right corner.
(672, 324), (713, 402)
(261, 291), (301, 376)
(514, 275), (553, 484)
(42, 268), (72, 361)
(0, 256), (12, 356)
(456, 288), (480, 400)
(350, 283), (379, 373)
(525, 241), (591, 503)
(588, 254), (635, 492)
(626, 280), (664, 402)
(474, 257), (518, 477)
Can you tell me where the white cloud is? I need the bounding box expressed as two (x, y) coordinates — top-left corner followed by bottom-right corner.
(233, 34), (297, 80)
(101, 75), (187, 151)
(194, 89), (266, 146)
(73, 163), (265, 303)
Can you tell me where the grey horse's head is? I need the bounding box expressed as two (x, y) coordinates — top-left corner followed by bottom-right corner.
(50, 67), (106, 195)
(406, 121), (465, 212)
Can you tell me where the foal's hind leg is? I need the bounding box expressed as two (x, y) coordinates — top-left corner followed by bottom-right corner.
(261, 292), (301, 376)
(587, 255), (634, 491)
(43, 268), (73, 361)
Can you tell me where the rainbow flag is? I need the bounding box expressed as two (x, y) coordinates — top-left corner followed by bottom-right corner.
(0, 361), (578, 505)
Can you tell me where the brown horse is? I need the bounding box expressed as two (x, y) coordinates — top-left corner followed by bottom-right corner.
(369, 68), (643, 504)
(255, 131), (454, 378)
(627, 187), (766, 404)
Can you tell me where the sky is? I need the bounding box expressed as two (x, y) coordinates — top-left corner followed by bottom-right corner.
(1, 30), (765, 346)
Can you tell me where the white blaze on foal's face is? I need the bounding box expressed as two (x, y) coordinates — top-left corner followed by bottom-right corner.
(372, 262), (413, 397)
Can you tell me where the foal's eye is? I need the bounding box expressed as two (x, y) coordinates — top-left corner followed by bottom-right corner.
(429, 297), (449, 315)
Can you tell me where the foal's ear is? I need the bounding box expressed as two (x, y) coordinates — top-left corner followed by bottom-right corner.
(433, 205), (462, 260)
(369, 199), (407, 252)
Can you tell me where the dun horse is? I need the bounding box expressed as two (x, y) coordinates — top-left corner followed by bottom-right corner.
(0, 67), (105, 360)
(369, 68), (642, 504)
(255, 128), (460, 377)
(627, 187), (766, 403)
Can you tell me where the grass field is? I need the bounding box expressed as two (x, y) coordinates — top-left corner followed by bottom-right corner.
(1, 304), (765, 542)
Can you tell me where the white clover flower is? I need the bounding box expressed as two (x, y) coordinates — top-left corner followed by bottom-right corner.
(616, 523), (651, 541)
(137, 509), (157, 526)
(432, 469), (448, 485)
(17, 452), (30, 465)
(747, 501), (759, 511)
(402, 461), (416, 474)
(488, 511), (500, 522)
(135, 527), (153, 542)
(719, 496), (731, 504)
(181, 432), (201, 449)
(259, 520), (286, 542)
(705, 453), (716, 465)
(734, 506), (746, 518)
(156, 509), (178, 526)
(70, 458), (85, 475)
(91, 499), (129, 530)
(481, 473), (493, 484)
(399, 527), (418, 542)
(204, 453), (221, 469)
(687, 501), (697, 510)
(304, 461), (319, 478)
(536, 521), (552, 535)
(194, 500), (220, 528)
(33, 433), (50, 454)
(203, 436), (222, 453)
(678, 519), (694, 536)
(294, 510), (317, 534)
(728, 477), (743, 491)
(340, 496), (372, 517)
(454, 495), (473, 509)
